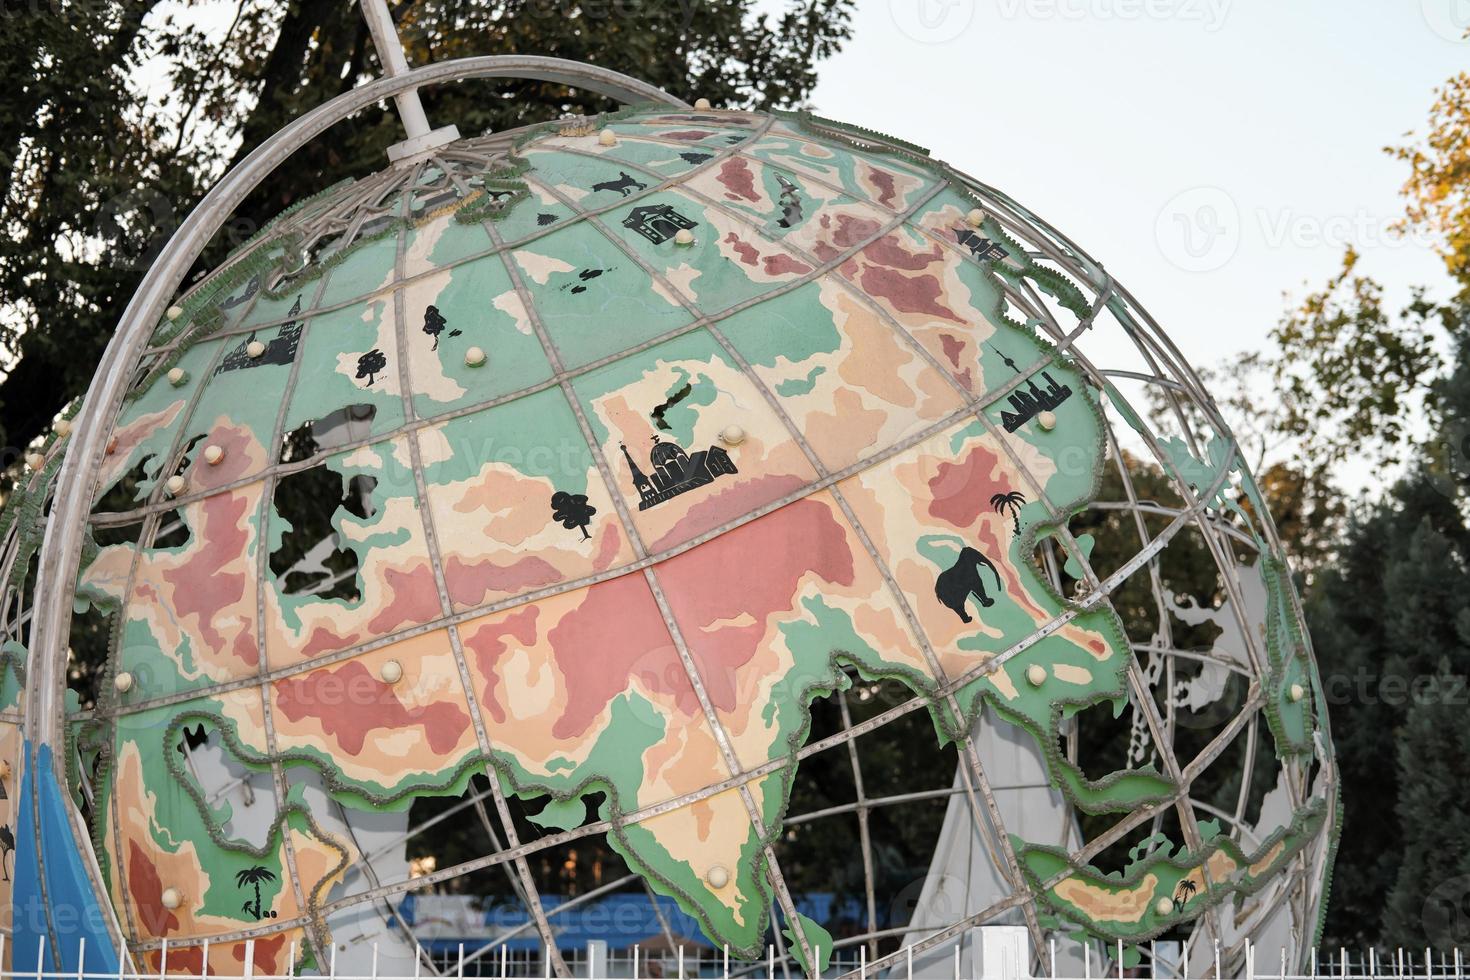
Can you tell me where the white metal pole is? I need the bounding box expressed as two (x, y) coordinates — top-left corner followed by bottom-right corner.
(357, 0), (432, 139)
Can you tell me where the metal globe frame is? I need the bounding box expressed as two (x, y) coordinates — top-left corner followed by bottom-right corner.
(7, 11), (1337, 978)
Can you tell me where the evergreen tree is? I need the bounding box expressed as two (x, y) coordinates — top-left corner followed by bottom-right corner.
(1309, 319), (1470, 949)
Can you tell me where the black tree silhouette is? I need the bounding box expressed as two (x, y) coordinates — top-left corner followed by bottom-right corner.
(235, 865), (277, 920)
(990, 490), (1027, 534)
(356, 349), (387, 386)
(550, 491), (597, 540)
(1173, 877), (1198, 911)
(422, 305), (446, 350)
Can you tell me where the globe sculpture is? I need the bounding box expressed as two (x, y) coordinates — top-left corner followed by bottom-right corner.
(0, 65), (1337, 980)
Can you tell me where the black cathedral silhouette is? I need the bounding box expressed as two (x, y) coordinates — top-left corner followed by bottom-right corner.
(621, 434), (736, 511)
(991, 343), (1073, 432)
(216, 295), (304, 375)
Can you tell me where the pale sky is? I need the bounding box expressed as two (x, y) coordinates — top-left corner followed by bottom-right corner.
(799, 0), (1467, 374)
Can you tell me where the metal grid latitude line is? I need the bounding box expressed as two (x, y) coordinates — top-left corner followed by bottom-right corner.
(89, 381), (1082, 721)
(388, 164), (573, 980)
(146, 119), (776, 356)
(97, 174), (943, 533)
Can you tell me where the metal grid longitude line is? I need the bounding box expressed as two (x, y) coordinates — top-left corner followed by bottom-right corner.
(248, 254), (339, 966)
(387, 161), (574, 980)
(103, 286), (272, 964)
(429, 156), (584, 979)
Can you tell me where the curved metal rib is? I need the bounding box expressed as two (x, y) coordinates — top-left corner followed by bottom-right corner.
(23, 53), (686, 957)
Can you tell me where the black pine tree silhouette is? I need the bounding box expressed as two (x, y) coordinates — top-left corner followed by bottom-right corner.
(422, 305), (446, 350)
(356, 349), (387, 386)
(550, 491), (596, 540)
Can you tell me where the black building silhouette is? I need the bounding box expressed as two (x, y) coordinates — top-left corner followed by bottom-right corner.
(216, 295), (304, 375)
(621, 435), (737, 511)
(990, 343), (1073, 432)
(954, 228), (1009, 263)
(623, 205), (698, 245)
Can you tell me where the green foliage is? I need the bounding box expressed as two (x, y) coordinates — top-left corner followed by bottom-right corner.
(0, 0), (856, 455)
(1308, 320), (1470, 949)
(1271, 249), (1452, 475)
(1391, 72), (1470, 289)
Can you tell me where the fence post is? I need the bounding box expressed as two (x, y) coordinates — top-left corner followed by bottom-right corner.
(241, 941), (254, 980)
(75, 937), (85, 980)
(159, 938), (168, 980)
(587, 941), (607, 980)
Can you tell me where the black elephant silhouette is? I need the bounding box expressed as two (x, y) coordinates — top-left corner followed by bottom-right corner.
(934, 546), (1004, 623)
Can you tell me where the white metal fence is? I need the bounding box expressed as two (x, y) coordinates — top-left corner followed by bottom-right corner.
(2, 932), (1465, 980)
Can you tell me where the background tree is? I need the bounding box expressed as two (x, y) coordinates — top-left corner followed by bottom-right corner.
(0, 0), (856, 460)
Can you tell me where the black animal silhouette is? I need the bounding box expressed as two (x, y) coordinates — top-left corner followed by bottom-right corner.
(591, 171), (647, 197)
(775, 175), (803, 229)
(0, 825), (12, 882)
(934, 546), (1004, 623)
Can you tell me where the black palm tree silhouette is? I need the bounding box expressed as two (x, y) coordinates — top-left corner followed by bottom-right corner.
(990, 490), (1027, 534)
(235, 866), (277, 919)
(0, 825), (12, 882)
(1173, 877), (1198, 911)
